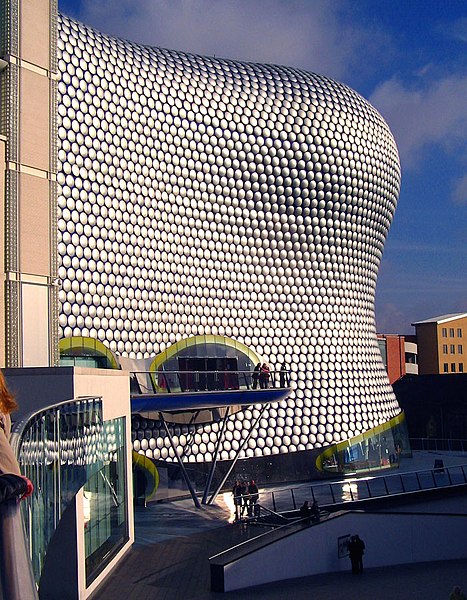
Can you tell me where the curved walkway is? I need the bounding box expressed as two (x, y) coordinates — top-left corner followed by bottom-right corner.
(93, 451), (467, 600)
(93, 500), (467, 600)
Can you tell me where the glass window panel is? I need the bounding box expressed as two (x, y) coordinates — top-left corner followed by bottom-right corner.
(17, 402), (129, 587)
(155, 337), (258, 390)
(378, 340), (387, 367)
(84, 433), (128, 586)
(22, 283), (49, 366)
(321, 419), (409, 475)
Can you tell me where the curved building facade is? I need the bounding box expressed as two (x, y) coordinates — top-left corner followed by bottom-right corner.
(56, 15), (403, 474)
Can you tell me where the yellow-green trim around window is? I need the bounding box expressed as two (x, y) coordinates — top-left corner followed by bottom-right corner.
(315, 411), (406, 472)
(132, 450), (159, 502)
(149, 335), (260, 372)
(59, 336), (120, 370)
(148, 335), (260, 391)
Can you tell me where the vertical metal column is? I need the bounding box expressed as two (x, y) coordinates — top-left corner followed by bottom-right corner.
(160, 414), (201, 509)
(201, 407), (230, 505)
(207, 405), (268, 505)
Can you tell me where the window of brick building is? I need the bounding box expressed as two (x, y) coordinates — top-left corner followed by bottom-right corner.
(443, 363), (449, 373)
(442, 328), (447, 337)
(457, 328), (462, 338)
(450, 345), (455, 354)
(451, 363), (456, 372)
(460, 363), (464, 373)
(443, 344), (448, 354)
(459, 345), (463, 355)
(450, 328), (455, 337)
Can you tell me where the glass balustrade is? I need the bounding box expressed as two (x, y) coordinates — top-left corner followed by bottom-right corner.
(12, 397), (129, 587)
(83, 442), (128, 586)
(130, 369), (287, 394)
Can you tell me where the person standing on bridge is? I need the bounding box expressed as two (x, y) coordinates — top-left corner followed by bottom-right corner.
(252, 363), (261, 389)
(259, 364), (270, 389)
(279, 362), (290, 387)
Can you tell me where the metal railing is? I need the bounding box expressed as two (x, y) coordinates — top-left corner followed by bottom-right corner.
(240, 502), (290, 527)
(259, 463), (467, 514)
(409, 438), (467, 452)
(130, 369), (291, 394)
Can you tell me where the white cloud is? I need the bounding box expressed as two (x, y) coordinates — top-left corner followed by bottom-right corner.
(452, 174), (467, 204)
(376, 274), (467, 333)
(369, 75), (467, 169)
(375, 302), (410, 334)
(443, 16), (467, 44)
(386, 240), (466, 254)
(72, 0), (387, 82)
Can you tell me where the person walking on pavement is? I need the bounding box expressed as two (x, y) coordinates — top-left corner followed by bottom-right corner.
(310, 499), (320, 523)
(299, 500), (311, 523)
(232, 480), (243, 521)
(450, 586), (467, 600)
(247, 479), (259, 516)
(348, 534), (365, 574)
(238, 480), (248, 517)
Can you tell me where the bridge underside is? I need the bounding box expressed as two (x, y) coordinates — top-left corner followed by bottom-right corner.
(131, 387), (291, 507)
(131, 387), (290, 414)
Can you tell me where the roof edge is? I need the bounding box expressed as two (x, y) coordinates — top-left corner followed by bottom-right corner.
(412, 312), (467, 326)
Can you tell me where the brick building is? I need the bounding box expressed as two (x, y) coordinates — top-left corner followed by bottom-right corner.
(377, 334), (418, 384)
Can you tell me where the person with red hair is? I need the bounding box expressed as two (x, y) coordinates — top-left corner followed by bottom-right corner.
(0, 370), (33, 498)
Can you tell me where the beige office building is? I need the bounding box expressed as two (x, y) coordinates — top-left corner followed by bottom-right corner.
(0, 0), (58, 368)
(412, 313), (467, 375)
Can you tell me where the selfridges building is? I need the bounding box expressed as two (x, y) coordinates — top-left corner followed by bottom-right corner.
(57, 14), (407, 483)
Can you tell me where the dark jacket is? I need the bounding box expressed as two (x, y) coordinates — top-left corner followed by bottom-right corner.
(248, 483), (259, 501)
(0, 474), (28, 503)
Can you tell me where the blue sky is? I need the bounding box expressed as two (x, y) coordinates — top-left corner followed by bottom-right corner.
(58, 0), (467, 334)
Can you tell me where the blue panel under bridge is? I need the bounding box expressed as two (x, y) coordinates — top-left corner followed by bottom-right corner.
(131, 387), (290, 413)
(130, 370), (291, 507)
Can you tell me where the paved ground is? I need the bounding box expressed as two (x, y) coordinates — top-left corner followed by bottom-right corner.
(93, 452), (467, 600)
